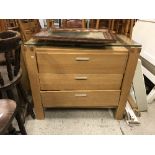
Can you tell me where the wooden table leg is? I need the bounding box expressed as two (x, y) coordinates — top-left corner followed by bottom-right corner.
(116, 47), (141, 120)
(24, 46), (44, 119)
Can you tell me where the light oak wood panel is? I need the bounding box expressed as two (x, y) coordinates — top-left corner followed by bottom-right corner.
(116, 47), (141, 119)
(35, 46), (128, 53)
(41, 90), (120, 107)
(37, 52), (128, 74)
(39, 73), (123, 90)
(24, 46), (44, 119)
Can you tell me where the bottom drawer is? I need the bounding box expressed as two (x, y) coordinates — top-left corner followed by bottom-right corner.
(40, 90), (120, 108)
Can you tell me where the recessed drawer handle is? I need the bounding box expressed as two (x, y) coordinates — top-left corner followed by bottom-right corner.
(75, 76), (88, 80)
(74, 93), (87, 97)
(75, 57), (90, 61)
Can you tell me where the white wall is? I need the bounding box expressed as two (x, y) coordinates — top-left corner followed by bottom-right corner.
(39, 19), (46, 28)
(132, 20), (155, 65)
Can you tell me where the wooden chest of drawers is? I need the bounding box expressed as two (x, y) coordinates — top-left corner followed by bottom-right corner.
(24, 35), (141, 120)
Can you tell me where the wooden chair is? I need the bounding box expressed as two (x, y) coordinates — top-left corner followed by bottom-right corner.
(45, 19), (86, 29)
(109, 19), (136, 38)
(5, 19), (19, 31)
(94, 19), (136, 38)
(0, 30), (35, 134)
(61, 19), (86, 28)
(6, 20), (18, 27)
(0, 20), (7, 32)
(46, 19), (55, 29)
(17, 19), (41, 41)
(90, 19), (113, 30)
(0, 19), (20, 32)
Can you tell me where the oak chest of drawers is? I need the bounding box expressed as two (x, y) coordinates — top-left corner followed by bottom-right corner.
(24, 35), (141, 120)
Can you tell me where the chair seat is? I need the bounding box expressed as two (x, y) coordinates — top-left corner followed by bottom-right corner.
(0, 99), (16, 133)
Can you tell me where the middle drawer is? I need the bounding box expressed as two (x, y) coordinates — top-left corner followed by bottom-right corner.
(39, 73), (123, 90)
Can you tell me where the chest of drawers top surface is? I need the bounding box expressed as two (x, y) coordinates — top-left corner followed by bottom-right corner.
(25, 34), (141, 48)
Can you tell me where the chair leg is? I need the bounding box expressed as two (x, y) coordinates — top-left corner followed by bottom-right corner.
(7, 124), (17, 135)
(6, 89), (14, 100)
(15, 112), (27, 135)
(0, 91), (2, 99)
(27, 101), (36, 119)
(17, 82), (35, 119)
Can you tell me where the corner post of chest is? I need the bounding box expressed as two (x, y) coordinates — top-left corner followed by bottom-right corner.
(115, 47), (141, 120)
(24, 45), (45, 119)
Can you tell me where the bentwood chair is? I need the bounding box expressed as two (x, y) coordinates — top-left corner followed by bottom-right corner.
(0, 30), (35, 134)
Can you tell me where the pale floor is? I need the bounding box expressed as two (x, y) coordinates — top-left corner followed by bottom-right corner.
(23, 101), (155, 135)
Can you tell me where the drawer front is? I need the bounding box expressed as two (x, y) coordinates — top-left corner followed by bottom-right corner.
(39, 73), (123, 90)
(37, 52), (128, 74)
(40, 90), (120, 107)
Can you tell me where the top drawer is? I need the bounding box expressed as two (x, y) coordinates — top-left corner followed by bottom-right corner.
(36, 50), (128, 74)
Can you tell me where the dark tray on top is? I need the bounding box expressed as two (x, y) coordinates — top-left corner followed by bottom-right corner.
(33, 29), (116, 45)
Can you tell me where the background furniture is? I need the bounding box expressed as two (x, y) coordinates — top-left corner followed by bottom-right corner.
(23, 33), (141, 120)
(46, 19), (86, 29)
(0, 31), (27, 134)
(0, 19), (19, 32)
(90, 19), (136, 38)
(132, 20), (155, 105)
(37, 19), (137, 39)
(17, 19), (41, 41)
(17, 19), (42, 92)
(0, 30), (35, 134)
(46, 19), (55, 29)
(5, 20), (19, 31)
(61, 19), (86, 28)
(0, 20), (36, 93)
(0, 20), (7, 31)
(1, 19), (137, 39)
